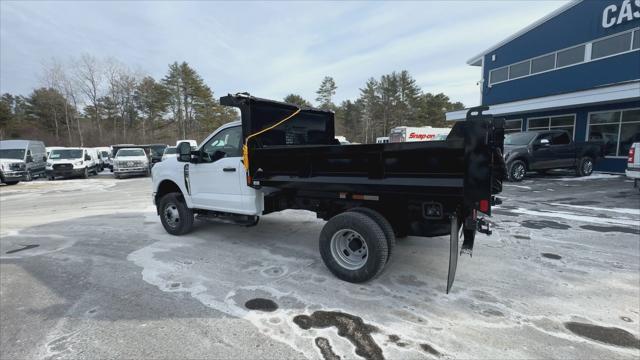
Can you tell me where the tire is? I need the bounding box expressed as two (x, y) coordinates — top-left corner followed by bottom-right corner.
(348, 207), (395, 262)
(319, 211), (388, 283)
(82, 167), (89, 179)
(3, 181), (18, 185)
(507, 160), (526, 182)
(159, 192), (194, 235)
(24, 170), (32, 182)
(114, 173), (120, 179)
(576, 157), (594, 177)
(48, 176), (55, 181)
(92, 167), (98, 175)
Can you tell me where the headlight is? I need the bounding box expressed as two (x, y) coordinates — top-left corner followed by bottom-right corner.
(46, 162), (53, 167)
(74, 161), (83, 166)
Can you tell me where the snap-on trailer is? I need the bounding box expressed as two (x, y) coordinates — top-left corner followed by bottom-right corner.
(157, 93), (506, 292)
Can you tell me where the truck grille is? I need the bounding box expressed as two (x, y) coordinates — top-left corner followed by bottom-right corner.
(53, 164), (73, 170)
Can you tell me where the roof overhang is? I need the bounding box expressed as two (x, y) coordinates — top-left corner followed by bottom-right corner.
(466, 0), (582, 66)
(446, 81), (640, 121)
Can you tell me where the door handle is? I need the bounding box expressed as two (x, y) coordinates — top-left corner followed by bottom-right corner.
(223, 167), (236, 172)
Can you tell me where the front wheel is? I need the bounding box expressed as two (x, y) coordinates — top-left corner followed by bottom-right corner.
(319, 211), (388, 283)
(24, 170), (33, 182)
(159, 192), (194, 235)
(82, 168), (89, 179)
(576, 157), (594, 177)
(507, 160), (526, 182)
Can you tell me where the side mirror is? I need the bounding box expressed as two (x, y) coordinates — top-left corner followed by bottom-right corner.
(26, 155), (33, 163)
(177, 142), (192, 162)
(85, 154), (91, 161)
(540, 139), (550, 146)
(42, 156), (47, 162)
(212, 150), (226, 161)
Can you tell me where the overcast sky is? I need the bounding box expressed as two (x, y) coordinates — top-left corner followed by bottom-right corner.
(1, 0), (567, 107)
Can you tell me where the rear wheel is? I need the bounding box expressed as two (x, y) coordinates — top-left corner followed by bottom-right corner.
(576, 157), (593, 177)
(507, 160), (526, 182)
(159, 192), (194, 235)
(319, 212), (388, 283)
(348, 207), (395, 262)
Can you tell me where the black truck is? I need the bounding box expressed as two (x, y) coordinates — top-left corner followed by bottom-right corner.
(152, 93), (506, 292)
(503, 130), (603, 181)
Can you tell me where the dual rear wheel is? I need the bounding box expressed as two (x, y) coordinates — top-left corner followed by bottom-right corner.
(319, 209), (395, 283)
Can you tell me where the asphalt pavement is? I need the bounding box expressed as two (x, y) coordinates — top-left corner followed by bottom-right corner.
(1, 171), (639, 359)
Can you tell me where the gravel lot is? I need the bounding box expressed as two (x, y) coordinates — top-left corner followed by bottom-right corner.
(1, 171), (639, 359)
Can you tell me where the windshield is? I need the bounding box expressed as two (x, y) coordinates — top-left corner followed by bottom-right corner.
(116, 149), (145, 157)
(49, 149), (83, 159)
(505, 132), (537, 145)
(164, 147), (176, 155)
(0, 149), (25, 160)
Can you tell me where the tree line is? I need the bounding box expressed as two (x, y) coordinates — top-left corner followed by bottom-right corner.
(1, 55), (464, 147)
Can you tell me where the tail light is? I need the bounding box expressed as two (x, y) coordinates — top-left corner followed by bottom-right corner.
(629, 147), (635, 164)
(479, 199), (489, 213)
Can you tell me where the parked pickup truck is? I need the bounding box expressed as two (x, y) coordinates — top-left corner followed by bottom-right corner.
(626, 142), (640, 192)
(503, 130), (602, 181)
(151, 93), (506, 292)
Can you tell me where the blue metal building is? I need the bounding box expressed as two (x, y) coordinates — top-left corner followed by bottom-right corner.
(447, 0), (640, 172)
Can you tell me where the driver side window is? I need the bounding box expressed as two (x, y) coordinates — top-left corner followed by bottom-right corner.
(201, 126), (242, 161)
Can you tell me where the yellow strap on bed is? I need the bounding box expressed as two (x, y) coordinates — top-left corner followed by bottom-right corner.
(242, 108), (301, 171)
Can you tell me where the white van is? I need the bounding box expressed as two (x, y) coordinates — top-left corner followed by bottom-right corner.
(85, 148), (103, 172)
(46, 148), (98, 180)
(626, 142), (640, 192)
(0, 140), (47, 184)
(95, 147), (112, 170)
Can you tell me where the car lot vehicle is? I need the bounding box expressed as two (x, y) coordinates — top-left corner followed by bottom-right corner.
(376, 137), (389, 144)
(389, 126), (451, 143)
(113, 148), (150, 179)
(95, 147), (112, 170)
(46, 148), (98, 179)
(152, 94), (505, 291)
(162, 146), (177, 161)
(45, 146), (65, 157)
(503, 130), (602, 182)
(335, 136), (350, 145)
(85, 148), (104, 172)
(175, 139), (197, 148)
(145, 144), (168, 166)
(0, 140), (47, 184)
(626, 142), (640, 192)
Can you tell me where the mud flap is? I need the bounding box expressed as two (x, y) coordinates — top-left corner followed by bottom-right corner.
(446, 215), (460, 294)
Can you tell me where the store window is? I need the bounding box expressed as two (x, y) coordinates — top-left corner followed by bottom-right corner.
(588, 109), (640, 157)
(489, 67), (508, 84)
(556, 45), (585, 68)
(591, 32), (632, 60)
(527, 114), (576, 138)
(504, 119), (523, 133)
(509, 60), (530, 79)
(634, 29), (639, 50)
(531, 53), (555, 74)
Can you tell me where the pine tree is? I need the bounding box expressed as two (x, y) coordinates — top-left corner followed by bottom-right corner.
(315, 76), (337, 111)
(283, 94), (312, 107)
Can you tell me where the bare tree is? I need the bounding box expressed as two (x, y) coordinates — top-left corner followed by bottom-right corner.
(42, 59), (73, 145)
(74, 54), (103, 139)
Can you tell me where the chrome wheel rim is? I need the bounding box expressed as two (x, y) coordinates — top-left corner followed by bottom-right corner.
(164, 203), (180, 228)
(583, 159), (593, 175)
(513, 163), (525, 180)
(330, 229), (368, 270)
